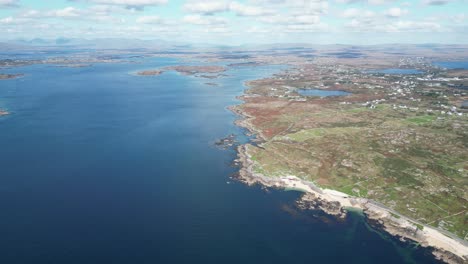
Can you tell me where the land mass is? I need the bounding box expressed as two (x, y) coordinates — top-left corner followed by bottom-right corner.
(0, 73), (23, 80)
(137, 70), (163, 76)
(230, 50), (468, 263)
(163, 65), (226, 77)
(2, 43), (468, 263)
(136, 65), (227, 79)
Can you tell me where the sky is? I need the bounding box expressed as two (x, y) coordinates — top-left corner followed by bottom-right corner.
(0, 0), (467, 45)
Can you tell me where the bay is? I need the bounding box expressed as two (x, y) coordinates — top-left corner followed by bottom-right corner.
(0, 56), (440, 263)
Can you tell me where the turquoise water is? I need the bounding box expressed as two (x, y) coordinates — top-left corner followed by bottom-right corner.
(298, 89), (350, 97)
(0, 56), (440, 263)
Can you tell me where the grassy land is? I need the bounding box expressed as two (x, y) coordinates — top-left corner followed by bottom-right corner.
(237, 60), (468, 239)
(244, 100), (468, 238)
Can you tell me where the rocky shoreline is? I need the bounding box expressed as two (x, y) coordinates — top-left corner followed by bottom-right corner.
(230, 78), (468, 264)
(234, 144), (468, 263)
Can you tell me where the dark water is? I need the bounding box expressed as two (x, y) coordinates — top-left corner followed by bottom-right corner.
(434, 61), (468, 69)
(298, 89), (350, 97)
(0, 57), (440, 263)
(368, 69), (422, 75)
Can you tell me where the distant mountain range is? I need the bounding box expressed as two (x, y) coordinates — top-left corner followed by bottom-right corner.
(3, 38), (177, 50)
(0, 38), (467, 53)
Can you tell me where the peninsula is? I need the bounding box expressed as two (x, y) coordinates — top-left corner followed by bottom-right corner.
(229, 47), (468, 263)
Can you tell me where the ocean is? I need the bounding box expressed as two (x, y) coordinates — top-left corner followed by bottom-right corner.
(0, 56), (440, 263)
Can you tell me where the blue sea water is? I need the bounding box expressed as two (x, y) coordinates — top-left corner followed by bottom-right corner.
(0, 57), (440, 263)
(433, 61), (468, 69)
(298, 89), (350, 97)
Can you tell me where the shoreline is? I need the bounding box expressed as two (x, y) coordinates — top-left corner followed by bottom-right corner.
(0, 73), (24, 80)
(235, 144), (468, 263)
(230, 79), (468, 264)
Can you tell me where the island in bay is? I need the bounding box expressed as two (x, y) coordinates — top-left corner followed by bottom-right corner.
(136, 65), (226, 78)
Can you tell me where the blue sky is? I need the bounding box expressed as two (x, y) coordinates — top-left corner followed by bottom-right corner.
(0, 0), (467, 44)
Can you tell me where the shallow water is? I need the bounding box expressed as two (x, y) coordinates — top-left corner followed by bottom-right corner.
(0, 56), (440, 263)
(298, 89), (350, 97)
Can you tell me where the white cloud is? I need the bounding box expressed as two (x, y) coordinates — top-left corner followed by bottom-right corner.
(70, 0), (168, 9)
(452, 14), (465, 24)
(136, 15), (162, 24)
(203, 26), (230, 33)
(422, 0), (452, 5)
(344, 14), (446, 33)
(183, 14), (227, 25)
(283, 22), (330, 32)
(1, 0), (464, 43)
(335, 0), (395, 5)
(52, 7), (82, 17)
(386, 20), (443, 32)
(229, 2), (273, 16)
(19, 6), (125, 23)
(0, 16), (16, 24)
(385, 7), (408, 18)
(86, 0), (167, 5)
(183, 1), (274, 16)
(342, 8), (375, 18)
(260, 14), (320, 25)
(0, 0), (19, 7)
(246, 26), (271, 33)
(368, 0), (393, 4)
(183, 1), (229, 15)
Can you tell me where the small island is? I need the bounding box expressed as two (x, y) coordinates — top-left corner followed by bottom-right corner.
(164, 65), (226, 75)
(164, 66), (226, 79)
(137, 70), (164, 76)
(0, 73), (23, 80)
(136, 65), (227, 79)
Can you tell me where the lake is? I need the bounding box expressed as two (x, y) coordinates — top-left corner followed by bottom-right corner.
(368, 69), (422, 75)
(0, 56), (440, 263)
(433, 61), (468, 69)
(298, 89), (350, 97)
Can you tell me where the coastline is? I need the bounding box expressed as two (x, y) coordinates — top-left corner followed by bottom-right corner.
(231, 80), (468, 264)
(0, 74), (24, 80)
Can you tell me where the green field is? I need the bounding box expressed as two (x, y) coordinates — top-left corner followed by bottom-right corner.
(245, 103), (468, 238)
